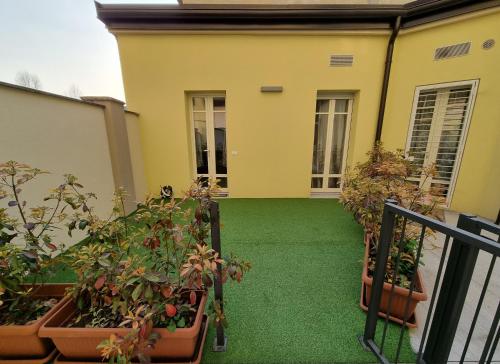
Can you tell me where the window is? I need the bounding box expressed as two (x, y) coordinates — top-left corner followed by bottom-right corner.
(190, 95), (228, 191)
(311, 95), (353, 193)
(406, 80), (478, 204)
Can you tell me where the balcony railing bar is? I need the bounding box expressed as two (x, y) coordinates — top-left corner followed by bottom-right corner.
(486, 320), (500, 364)
(380, 217), (408, 355)
(395, 225), (426, 364)
(416, 234), (451, 363)
(480, 300), (500, 364)
(383, 203), (498, 255)
(361, 201), (500, 364)
(460, 253), (496, 364)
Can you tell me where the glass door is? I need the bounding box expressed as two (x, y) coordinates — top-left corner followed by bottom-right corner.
(191, 95), (228, 192)
(311, 96), (352, 193)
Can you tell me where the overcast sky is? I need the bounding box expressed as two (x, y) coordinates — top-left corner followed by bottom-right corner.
(0, 0), (177, 101)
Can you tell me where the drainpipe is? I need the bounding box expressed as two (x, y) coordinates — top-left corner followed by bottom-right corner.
(374, 16), (402, 144)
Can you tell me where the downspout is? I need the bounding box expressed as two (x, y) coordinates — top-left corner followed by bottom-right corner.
(374, 16), (402, 143)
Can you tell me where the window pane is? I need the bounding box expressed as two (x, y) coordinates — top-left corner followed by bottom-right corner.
(193, 112), (208, 174)
(217, 177), (228, 188)
(316, 100), (329, 113)
(311, 114), (328, 174)
(328, 177), (340, 188)
(213, 97), (225, 111)
(197, 176), (209, 187)
(334, 99), (348, 113)
(311, 177), (323, 188)
(214, 111), (227, 174)
(329, 114), (347, 174)
(193, 97), (205, 111)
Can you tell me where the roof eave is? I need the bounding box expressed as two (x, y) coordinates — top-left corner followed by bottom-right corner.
(94, 0), (500, 31)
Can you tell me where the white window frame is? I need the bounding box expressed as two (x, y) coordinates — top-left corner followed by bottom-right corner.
(188, 93), (228, 194)
(405, 79), (479, 206)
(311, 93), (353, 194)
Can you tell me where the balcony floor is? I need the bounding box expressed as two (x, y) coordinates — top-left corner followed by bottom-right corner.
(50, 198), (415, 363)
(201, 198), (414, 363)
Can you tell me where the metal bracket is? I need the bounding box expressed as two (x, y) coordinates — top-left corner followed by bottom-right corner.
(358, 335), (370, 351)
(213, 336), (228, 352)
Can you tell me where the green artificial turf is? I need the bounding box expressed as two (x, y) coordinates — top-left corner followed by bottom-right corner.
(51, 198), (415, 363)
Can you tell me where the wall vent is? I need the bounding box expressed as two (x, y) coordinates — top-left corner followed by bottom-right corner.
(329, 55), (354, 67)
(434, 42), (471, 60)
(482, 39), (495, 50)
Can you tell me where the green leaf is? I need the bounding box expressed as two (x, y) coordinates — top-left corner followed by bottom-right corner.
(131, 283), (143, 301)
(177, 317), (186, 328)
(143, 273), (160, 282)
(167, 321), (177, 333)
(144, 284), (153, 301)
(77, 295), (84, 310)
(98, 256), (111, 267)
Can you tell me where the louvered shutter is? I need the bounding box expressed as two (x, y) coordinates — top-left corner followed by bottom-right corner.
(407, 83), (476, 203)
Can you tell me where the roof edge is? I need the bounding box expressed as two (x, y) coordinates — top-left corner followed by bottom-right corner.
(94, 0), (499, 31)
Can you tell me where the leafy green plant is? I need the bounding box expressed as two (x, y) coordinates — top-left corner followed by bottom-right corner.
(67, 181), (251, 363)
(0, 161), (90, 324)
(340, 144), (442, 288)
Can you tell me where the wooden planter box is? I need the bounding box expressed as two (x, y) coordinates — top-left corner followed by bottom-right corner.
(39, 293), (208, 360)
(360, 242), (427, 328)
(0, 284), (71, 359)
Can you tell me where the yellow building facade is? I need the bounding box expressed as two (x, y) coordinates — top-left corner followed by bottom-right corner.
(97, 2), (500, 220)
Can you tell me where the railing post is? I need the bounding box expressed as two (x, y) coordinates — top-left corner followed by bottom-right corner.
(422, 213), (480, 364)
(209, 200), (228, 352)
(361, 199), (397, 347)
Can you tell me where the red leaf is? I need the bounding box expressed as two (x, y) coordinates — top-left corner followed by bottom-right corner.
(165, 304), (177, 318)
(161, 286), (172, 298)
(189, 291), (196, 305)
(46, 243), (57, 251)
(94, 275), (106, 290)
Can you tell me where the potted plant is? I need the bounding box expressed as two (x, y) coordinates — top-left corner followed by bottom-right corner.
(341, 145), (442, 326)
(40, 181), (251, 363)
(0, 161), (91, 360)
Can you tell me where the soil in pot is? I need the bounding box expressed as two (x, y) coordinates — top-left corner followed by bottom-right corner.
(0, 284), (71, 358)
(361, 242), (427, 325)
(39, 292), (208, 360)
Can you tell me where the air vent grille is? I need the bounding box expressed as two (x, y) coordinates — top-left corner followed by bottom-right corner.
(434, 42), (471, 60)
(329, 55), (354, 67)
(482, 39), (495, 50)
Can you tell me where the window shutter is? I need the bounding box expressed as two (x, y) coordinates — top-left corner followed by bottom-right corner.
(407, 85), (473, 201)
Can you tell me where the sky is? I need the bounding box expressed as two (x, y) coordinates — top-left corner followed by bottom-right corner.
(0, 0), (177, 101)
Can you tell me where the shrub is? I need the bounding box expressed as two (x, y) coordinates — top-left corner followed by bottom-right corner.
(0, 161), (90, 324)
(67, 181), (251, 362)
(340, 144), (442, 288)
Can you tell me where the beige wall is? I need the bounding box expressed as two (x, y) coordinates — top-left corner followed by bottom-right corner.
(117, 32), (389, 198)
(382, 10), (500, 220)
(0, 85), (116, 246)
(125, 111), (148, 201)
(0, 83), (147, 246)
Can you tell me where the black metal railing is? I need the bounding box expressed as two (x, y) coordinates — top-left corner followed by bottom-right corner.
(360, 200), (499, 364)
(209, 200), (228, 352)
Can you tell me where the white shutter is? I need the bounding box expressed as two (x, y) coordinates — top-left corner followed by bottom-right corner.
(406, 81), (477, 204)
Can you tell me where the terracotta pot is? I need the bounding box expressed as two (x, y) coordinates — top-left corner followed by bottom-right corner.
(0, 284), (72, 358)
(39, 292), (208, 360)
(51, 315), (209, 364)
(361, 242), (427, 323)
(363, 231), (373, 246)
